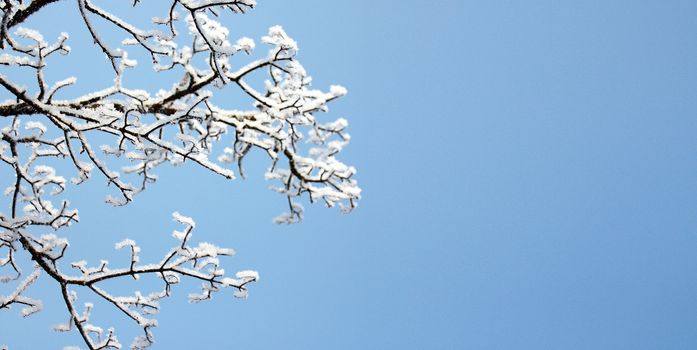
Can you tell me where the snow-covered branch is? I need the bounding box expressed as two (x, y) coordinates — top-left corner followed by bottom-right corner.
(0, 0), (359, 348)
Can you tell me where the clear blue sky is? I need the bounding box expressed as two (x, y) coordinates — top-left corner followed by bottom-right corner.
(3, 1), (697, 349)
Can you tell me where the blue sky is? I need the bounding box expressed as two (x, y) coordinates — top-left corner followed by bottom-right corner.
(3, 1), (697, 349)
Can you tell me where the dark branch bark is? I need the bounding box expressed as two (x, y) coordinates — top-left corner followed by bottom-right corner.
(7, 0), (63, 28)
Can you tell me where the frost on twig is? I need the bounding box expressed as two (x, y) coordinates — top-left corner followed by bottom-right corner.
(41, 212), (254, 349)
(0, 265), (42, 317)
(0, 0), (359, 349)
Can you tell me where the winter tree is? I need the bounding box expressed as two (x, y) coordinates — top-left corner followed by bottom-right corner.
(0, 0), (359, 348)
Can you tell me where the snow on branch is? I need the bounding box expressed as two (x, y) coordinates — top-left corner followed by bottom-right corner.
(0, 0), (359, 349)
(46, 212), (254, 349)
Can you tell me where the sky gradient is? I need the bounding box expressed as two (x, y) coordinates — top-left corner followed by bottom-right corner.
(2, 1), (697, 349)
